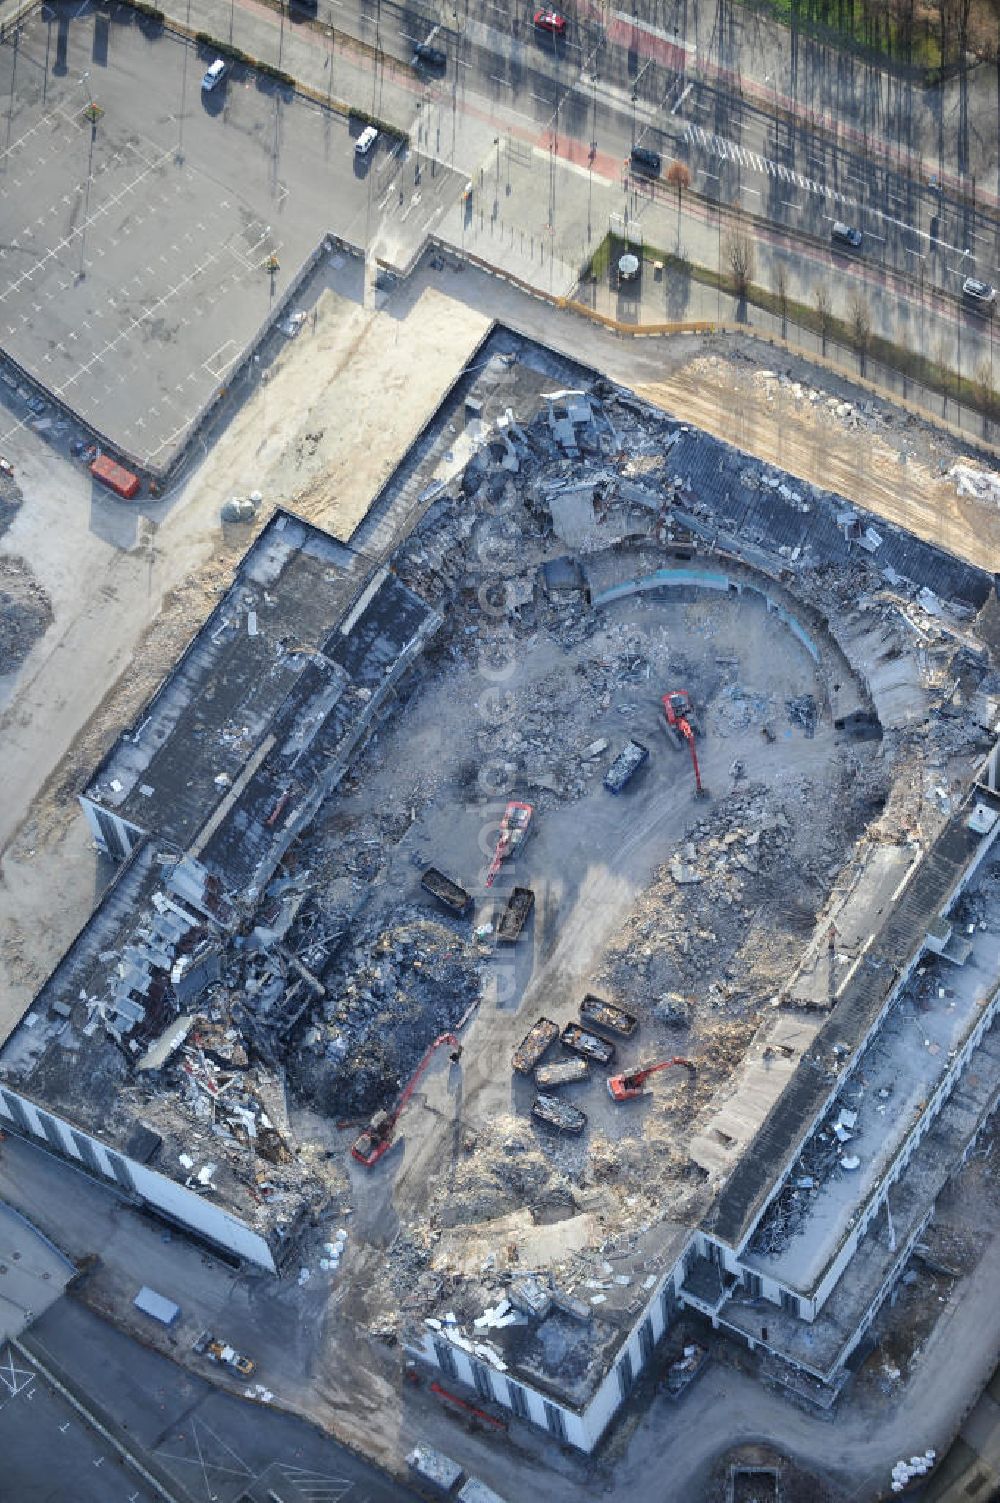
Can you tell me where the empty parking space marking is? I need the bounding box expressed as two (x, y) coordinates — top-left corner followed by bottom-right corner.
(0, 145), (176, 308)
(0, 1351), (35, 1403)
(203, 339), (240, 378)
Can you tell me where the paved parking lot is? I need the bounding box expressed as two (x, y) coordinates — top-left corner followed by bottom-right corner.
(22, 1298), (418, 1502)
(0, 6), (460, 471)
(0, 1342), (160, 1503)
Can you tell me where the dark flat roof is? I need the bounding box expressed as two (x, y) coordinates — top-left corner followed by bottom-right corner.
(84, 511), (360, 848)
(193, 568), (441, 895)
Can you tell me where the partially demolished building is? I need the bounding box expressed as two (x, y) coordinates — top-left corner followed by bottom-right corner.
(2, 335), (1000, 1456)
(0, 509), (440, 1269)
(407, 749), (1000, 1450)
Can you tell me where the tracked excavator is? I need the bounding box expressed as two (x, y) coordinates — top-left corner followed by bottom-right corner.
(607, 1056), (694, 1103)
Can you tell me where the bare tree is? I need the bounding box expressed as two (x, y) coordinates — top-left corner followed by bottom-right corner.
(814, 284), (834, 356)
(724, 219), (755, 301)
(665, 159), (691, 212)
(892, 0), (917, 62)
(847, 291), (873, 376)
(774, 261), (789, 338)
(933, 334), (952, 418)
(974, 358), (996, 435)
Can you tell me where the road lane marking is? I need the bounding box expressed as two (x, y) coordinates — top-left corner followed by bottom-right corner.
(671, 81), (693, 114)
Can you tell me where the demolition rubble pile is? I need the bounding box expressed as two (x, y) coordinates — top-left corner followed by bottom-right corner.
(0, 555), (53, 677)
(365, 1112), (709, 1342)
(288, 914), (484, 1119)
(0, 465), (22, 541)
(600, 775), (866, 1020)
(124, 1005), (341, 1222)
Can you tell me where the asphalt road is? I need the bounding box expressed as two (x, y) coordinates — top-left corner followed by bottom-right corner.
(22, 1297), (420, 1503)
(294, 0), (1000, 329)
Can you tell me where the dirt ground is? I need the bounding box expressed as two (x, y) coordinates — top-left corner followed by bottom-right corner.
(240, 279), (490, 539)
(636, 347), (1000, 575)
(0, 556), (52, 680)
(0, 274), (491, 1036)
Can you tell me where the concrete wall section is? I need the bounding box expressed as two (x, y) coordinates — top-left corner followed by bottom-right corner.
(0, 1085), (275, 1271)
(591, 569), (822, 669)
(79, 796), (146, 862)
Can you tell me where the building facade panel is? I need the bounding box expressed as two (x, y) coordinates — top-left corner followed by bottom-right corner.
(0, 1085), (275, 1270)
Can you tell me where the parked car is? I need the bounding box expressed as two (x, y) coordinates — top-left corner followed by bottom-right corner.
(534, 8), (567, 34)
(355, 125), (379, 156)
(962, 276), (996, 310)
(201, 59), (227, 92)
(831, 221), (863, 249)
(414, 41), (447, 69)
(630, 144), (662, 176)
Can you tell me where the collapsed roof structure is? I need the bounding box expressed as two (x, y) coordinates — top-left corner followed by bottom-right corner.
(0, 510), (441, 1269)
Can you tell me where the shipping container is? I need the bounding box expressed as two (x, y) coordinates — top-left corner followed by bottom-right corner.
(133, 1286), (180, 1326)
(91, 453), (141, 500)
(406, 1445), (464, 1493)
(534, 1057), (588, 1089)
(421, 867), (473, 917)
(512, 1016), (559, 1075)
(580, 993), (638, 1037)
(496, 887), (534, 943)
(560, 1021), (616, 1065)
(532, 1093), (587, 1135)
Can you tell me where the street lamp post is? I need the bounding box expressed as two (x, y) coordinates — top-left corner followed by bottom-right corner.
(78, 74), (99, 282)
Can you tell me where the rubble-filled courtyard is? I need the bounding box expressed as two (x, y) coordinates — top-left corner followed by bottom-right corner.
(3, 334), (999, 1459)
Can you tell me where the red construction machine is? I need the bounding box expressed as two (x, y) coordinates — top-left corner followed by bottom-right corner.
(485, 800), (533, 888)
(662, 689), (705, 796)
(352, 1032), (460, 1166)
(607, 1056), (694, 1103)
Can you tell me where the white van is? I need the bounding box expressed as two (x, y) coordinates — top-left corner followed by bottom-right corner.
(355, 125), (379, 156)
(202, 59), (227, 92)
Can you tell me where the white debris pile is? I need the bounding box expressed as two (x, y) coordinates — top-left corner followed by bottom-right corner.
(890, 1451), (935, 1490)
(319, 1226), (348, 1271)
(949, 463), (1000, 505)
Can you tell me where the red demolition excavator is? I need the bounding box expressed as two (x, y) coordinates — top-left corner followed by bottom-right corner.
(485, 800), (534, 888)
(352, 1032), (460, 1166)
(607, 1056), (694, 1103)
(662, 689), (705, 797)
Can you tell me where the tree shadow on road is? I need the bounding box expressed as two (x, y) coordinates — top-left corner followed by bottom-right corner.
(664, 249), (692, 322)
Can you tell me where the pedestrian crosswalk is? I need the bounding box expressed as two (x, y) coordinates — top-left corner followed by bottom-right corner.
(683, 122), (847, 207)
